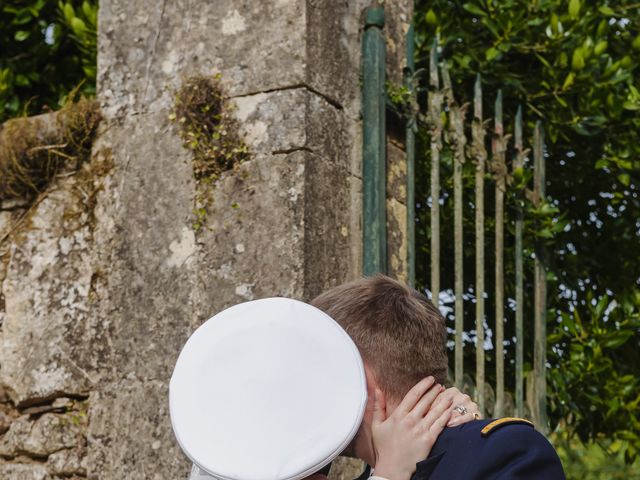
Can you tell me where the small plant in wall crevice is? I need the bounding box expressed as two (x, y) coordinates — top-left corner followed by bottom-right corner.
(170, 74), (249, 231)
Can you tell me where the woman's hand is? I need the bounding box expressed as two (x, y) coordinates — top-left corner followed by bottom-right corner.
(371, 377), (453, 480)
(432, 387), (481, 428)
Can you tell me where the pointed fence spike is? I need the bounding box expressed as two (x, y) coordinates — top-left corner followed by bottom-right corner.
(429, 39), (439, 89)
(441, 62), (453, 94)
(515, 105), (523, 156)
(474, 74), (482, 120)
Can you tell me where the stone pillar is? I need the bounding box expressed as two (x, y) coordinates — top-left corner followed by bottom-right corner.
(91, 4), (365, 476)
(0, 1), (412, 479)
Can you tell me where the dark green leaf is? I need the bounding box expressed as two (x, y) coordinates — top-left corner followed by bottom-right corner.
(463, 3), (487, 17)
(598, 6), (616, 16)
(14, 30), (30, 41)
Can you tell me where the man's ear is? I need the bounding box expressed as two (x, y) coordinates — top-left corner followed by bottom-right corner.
(363, 362), (400, 415)
(362, 362), (387, 422)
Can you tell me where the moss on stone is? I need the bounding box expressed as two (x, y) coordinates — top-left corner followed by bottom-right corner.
(171, 74), (250, 231)
(0, 98), (101, 202)
(172, 74), (249, 181)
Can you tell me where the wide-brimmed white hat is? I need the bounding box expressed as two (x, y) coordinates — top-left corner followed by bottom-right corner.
(170, 297), (367, 480)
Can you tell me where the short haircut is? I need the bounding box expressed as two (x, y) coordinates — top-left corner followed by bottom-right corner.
(311, 274), (448, 400)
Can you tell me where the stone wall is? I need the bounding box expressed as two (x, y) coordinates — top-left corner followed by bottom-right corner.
(0, 1), (411, 478)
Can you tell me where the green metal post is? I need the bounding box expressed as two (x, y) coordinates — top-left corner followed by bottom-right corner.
(362, 5), (387, 275)
(405, 23), (416, 287)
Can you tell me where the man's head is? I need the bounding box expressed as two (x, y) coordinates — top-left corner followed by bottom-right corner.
(311, 275), (448, 464)
(312, 274), (448, 399)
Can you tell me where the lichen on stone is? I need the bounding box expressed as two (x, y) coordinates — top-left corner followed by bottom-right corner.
(0, 97), (102, 202)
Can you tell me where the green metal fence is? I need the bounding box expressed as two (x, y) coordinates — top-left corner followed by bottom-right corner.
(361, 8), (550, 431)
(422, 47), (549, 429)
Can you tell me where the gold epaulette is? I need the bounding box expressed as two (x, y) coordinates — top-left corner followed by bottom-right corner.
(481, 417), (535, 437)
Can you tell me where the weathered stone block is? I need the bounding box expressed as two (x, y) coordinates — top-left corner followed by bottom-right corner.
(348, 175), (364, 279)
(0, 462), (50, 480)
(47, 448), (86, 476)
(387, 141), (407, 205)
(98, 0), (307, 117)
(86, 380), (188, 480)
(0, 411), (11, 435)
(0, 413), (83, 458)
(25, 413), (84, 458)
(380, 1), (413, 85)
(194, 152), (307, 315)
(0, 178), (104, 405)
(387, 197), (408, 283)
(90, 111), (197, 383)
(233, 89), (350, 171)
(0, 415), (30, 457)
(303, 155), (355, 300)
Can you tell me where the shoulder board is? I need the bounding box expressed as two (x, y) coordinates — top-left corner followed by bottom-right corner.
(481, 417), (535, 437)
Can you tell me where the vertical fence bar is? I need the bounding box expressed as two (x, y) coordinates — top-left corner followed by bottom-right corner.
(491, 91), (507, 417)
(405, 23), (416, 288)
(471, 74), (487, 415)
(533, 121), (548, 432)
(513, 106), (525, 417)
(362, 5), (387, 275)
(428, 42), (443, 306)
(441, 65), (467, 389)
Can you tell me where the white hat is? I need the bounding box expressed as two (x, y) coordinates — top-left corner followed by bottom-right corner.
(169, 297), (367, 480)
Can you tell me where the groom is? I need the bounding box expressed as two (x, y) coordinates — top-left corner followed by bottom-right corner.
(312, 274), (565, 480)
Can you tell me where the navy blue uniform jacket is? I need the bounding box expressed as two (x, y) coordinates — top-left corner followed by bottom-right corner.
(355, 419), (565, 479)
